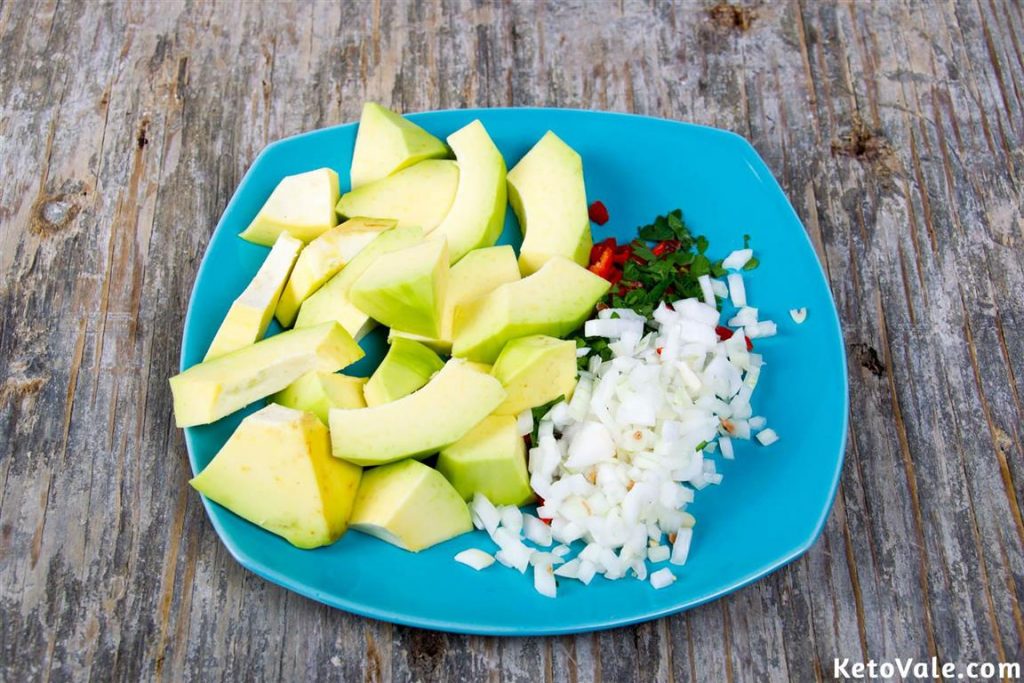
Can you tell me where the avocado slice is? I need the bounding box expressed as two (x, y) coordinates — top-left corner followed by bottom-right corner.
(491, 335), (578, 416)
(204, 232), (303, 361)
(349, 459), (472, 552)
(363, 338), (445, 407)
(389, 244), (521, 354)
(428, 120), (507, 263)
(451, 257), (611, 363)
(274, 217), (396, 327)
(349, 239), (449, 338)
(270, 371), (366, 424)
(337, 160), (458, 232)
(350, 103), (448, 188)
(293, 226), (424, 339)
(190, 404), (361, 549)
(169, 321), (363, 427)
(436, 415), (533, 506)
(239, 168), (340, 246)
(329, 359), (506, 466)
(507, 131), (593, 275)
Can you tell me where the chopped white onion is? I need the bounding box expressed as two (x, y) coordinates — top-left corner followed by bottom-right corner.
(650, 568), (677, 589)
(745, 321), (777, 339)
(670, 528), (693, 565)
(647, 545), (671, 563)
(727, 273), (747, 308)
(719, 436), (734, 460)
(697, 275), (716, 307)
(756, 428), (779, 446)
(516, 409), (534, 437)
(454, 549), (495, 570)
(722, 248), (753, 270)
(789, 307), (807, 324)
(523, 513), (553, 547)
(533, 560), (557, 597)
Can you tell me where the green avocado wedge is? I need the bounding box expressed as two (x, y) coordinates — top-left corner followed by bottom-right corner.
(169, 322), (364, 427)
(363, 338), (445, 407)
(329, 359), (506, 467)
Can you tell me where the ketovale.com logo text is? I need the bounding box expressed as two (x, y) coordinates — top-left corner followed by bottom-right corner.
(833, 657), (1020, 680)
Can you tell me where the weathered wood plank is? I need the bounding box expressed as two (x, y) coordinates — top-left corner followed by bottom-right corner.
(0, 0), (1021, 681)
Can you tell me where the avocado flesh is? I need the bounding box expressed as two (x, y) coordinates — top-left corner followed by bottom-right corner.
(350, 103), (448, 188)
(389, 244), (520, 354)
(491, 335), (578, 416)
(451, 257), (611, 364)
(348, 239), (449, 338)
(349, 459), (472, 552)
(337, 160), (458, 232)
(507, 131), (592, 275)
(363, 338), (445, 407)
(205, 232), (303, 361)
(190, 404), (362, 549)
(293, 226), (424, 340)
(240, 168), (340, 246)
(329, 359), (507, 466)
(427, 120), (507, 263)
(436, 415), (533, 506)
(169, 321), (364, 427)
(274, 217), (396, 328)
(271, 371), (366, 424)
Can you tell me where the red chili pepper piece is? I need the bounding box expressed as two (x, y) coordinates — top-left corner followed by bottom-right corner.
(611, 244), (632, 265)
(536, 497), (552, 524)
(715, 325), (753, 351)
(607, 268), (624, 284)
(588, 200), (609, 225)
(588, 247), (616, 280)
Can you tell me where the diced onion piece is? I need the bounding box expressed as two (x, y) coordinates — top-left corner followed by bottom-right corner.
(756, 428), (779, 446)
(576, 346), (590, 357)
(748, 416), (767, 430)
(516, 409), (533, 436)
(500, 505), (524, 533)
(711, 279), (729, 298)
(745, 321), (777, 339)
(719, 436), (734, 460)
(670, 528), (693, 565)
(523, 514), (554, 547)
(727, 273), (747, 308)
(650, 567), (677, 589)
(789, 307), (807, 324)
(471, 494), (501, 535)
(454, 549), (495, 570)
(577, 560), (598, 585)
(722, 248), (753, 270)
(554, 558), (581, 578)
(533, 560), (557, 598)
(697, 275), (716, 307)
(647, 545), (671, 563)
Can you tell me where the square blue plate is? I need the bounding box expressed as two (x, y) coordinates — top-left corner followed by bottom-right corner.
(180, 108), (848, 635)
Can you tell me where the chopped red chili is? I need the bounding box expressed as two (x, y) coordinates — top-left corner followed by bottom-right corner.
(588, 200), (609, 225)
(536, 497), (552, 524)
(715, 325), (754, 351)
(588, 247), (616, 279)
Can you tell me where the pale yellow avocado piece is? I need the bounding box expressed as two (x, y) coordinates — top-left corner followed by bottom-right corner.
(274, 217), (396, 327)
(428, 120), (507, 263)
(491, 335), (578, 416)
(270, 371), (366, 424)
(169, 322), (364, 427)
(350, 103), (449, 188)
(240, 168), (340, 246)
(348, 239), (449, 338)
(190, 404), (361, 549)
(204, 233), (303, 361)
(507, 131), (593, 275)
(294, 226), (424, 340)
(436, 415), (533, 506)
(363, 338), (445, 407)
(390, 245), (520, 354)
(329, 359), (507, 466)
(451, 257), (611, 363)
(349, 459), (472, 552)
(336, 160), (458, 232)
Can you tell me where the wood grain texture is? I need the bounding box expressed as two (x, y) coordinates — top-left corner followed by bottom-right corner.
(0, 0), (1021, 680)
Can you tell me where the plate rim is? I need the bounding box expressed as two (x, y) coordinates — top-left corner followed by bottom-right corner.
(179, 106), (849, 636)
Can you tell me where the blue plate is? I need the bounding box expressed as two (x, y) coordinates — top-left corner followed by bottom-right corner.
(180, 108), (848, 635)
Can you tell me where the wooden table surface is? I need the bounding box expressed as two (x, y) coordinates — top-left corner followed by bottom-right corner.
(1, 0), (1022, 680)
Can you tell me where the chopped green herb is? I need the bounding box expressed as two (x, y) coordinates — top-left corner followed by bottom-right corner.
(742, 257), (760, 271)
(530, 395), (565, 442)
(743, 233), (751, 249)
